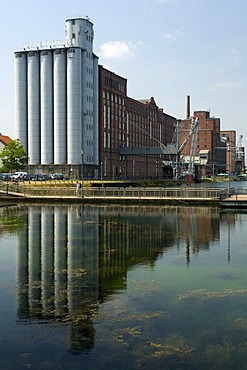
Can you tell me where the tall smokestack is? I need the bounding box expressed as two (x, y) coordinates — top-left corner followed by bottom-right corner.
(186, 95), (190, 119)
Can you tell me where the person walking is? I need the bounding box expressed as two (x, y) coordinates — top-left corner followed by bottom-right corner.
(76, 181), (81, 196)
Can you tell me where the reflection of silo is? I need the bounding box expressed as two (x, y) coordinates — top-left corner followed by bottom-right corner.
(54, 206), (68, 317)
(15, 52), (27, 152)
(40, 51), (53, 164)
(16, 213), (29, 318)
(41, 208), (54, 316)
(54, 49), (67, 164)
(27, 51), (40, 164)
(28, 207), (41, 313)
(67, 206), (83, 315)
(81, 207), (99, 302)
(67, 48), (82, 165)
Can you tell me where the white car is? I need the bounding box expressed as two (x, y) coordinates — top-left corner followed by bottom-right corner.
(11, 172), (28, 181)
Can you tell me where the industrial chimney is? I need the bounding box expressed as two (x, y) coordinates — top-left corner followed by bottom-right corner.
(186, 95), (190, 119)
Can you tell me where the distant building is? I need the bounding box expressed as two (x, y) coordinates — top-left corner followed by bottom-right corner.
(180, 110), (227, 177)
(220, 130), (245, 175)
(15, 16), (99, 179)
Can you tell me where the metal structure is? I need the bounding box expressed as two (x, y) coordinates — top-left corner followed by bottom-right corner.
(119, 116), (200, 183)
(172, 116), (200, 182)
(236, 135), (244, 161)
(188, 118), (199, 174)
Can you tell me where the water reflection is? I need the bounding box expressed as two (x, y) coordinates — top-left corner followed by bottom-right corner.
(13, 205), (229, 354)
(2, 204), (247, 368)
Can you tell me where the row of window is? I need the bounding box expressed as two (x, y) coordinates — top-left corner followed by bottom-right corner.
(86, 51), (93, 60)
(86, 123), (94, 131)
(86, 139), (93, 147)
(103, 91), (125, 105)
(104, 77), (125, 93)
(86, 81), (93, 89)
(86, 66), (93, 75)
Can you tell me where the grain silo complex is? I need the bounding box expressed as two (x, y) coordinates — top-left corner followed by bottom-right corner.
(15, 15), (99, 179)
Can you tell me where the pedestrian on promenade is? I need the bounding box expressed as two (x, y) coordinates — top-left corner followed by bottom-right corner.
(76, 181), (81, 196)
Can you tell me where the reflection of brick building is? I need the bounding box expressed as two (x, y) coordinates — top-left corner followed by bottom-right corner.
(98, 66), (176, 180)
(180, 110), (227, 176)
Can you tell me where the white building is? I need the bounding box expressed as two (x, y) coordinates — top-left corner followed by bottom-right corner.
(15, 15), (99, 178)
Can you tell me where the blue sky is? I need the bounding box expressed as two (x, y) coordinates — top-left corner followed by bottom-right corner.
(1, 0), (247, 150)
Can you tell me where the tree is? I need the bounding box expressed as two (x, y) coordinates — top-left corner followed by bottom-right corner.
(0, 139), (27, 172)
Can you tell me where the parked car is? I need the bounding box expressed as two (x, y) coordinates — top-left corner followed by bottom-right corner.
(30, 174), (47, 181)
(49, 173), (64, 180)
(11, 172), (28, 181)
(0, 173), (12, 181)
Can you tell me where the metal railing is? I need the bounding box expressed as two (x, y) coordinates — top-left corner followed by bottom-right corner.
(0, 182), (223, 200)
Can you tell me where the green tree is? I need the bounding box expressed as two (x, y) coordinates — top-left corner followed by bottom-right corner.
(0, 139), (27, 172)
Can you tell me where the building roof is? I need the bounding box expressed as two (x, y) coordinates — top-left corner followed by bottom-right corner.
(138, 97), (156, 105)
(0, 135), (12, 145)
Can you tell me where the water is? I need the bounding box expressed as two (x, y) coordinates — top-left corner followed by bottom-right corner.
(1, 203), (247, 369)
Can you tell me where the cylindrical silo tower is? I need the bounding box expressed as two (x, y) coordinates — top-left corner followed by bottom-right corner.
(27, 51), (40, 164)
(15, 52), (27, 152)
(40, 50), (53, 164)
(93, 56), (99, 166)
(81, 49), (88, 165)
(66, 16), (96, 169)
(67, 47), (82, 165)
(54, 49), (67, 164)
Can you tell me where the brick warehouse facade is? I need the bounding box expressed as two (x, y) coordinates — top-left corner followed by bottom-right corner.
(98, 66), (176, 180)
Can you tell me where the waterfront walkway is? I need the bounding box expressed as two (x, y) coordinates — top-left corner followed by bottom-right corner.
(1, 182), (247, 207)
(0, 183), (223, 206)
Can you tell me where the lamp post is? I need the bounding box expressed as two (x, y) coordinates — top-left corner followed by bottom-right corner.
(227, 144), (231, 195)
(28, 157), (30, 183)
(70, 164), (73, 180)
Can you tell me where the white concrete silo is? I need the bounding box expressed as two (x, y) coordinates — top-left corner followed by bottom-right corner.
(54, 49), (67, 164)
(15, 52), (27, 152)
(40, 51), (53, 164)
(67, 47), (82, 165)
(93, 56), (99, 166)
(66, 16), (97, 168)
(27, 51), (40, 164)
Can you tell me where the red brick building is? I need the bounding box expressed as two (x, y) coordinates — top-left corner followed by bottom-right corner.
(98, 66), (176, 180)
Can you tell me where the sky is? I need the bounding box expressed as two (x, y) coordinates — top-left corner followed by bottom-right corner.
(1, 0), (247, 150)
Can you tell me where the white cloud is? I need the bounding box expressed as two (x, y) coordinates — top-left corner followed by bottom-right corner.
(214, 82), (241, 90)
(99, 41), (138, 60)
(163, 32), (176, 42)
